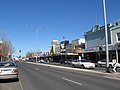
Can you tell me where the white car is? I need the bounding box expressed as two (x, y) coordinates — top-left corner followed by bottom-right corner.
(39, 59), (45, 63)
(71, 59), (95, 69)
(0, 61), (18, 80)
(97, 59), (120, 67)
(38, 59), (49, 63)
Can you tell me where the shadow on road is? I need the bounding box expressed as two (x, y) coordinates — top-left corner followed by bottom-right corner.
(0, 78), (19, 83)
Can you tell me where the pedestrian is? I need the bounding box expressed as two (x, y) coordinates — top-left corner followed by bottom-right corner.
(112, 63), (119, 73)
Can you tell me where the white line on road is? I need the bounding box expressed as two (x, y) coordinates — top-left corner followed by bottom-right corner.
(34, 68), (39, 70)
(62, 77), (83, 85)
(19, 80), (24, 90)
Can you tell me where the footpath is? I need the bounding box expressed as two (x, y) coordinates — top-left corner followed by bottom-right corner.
(27, 62), (120, 80)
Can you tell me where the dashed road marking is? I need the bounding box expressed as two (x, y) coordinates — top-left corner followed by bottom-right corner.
(62, 77), (83, 85)
(34, 68), (39, 70)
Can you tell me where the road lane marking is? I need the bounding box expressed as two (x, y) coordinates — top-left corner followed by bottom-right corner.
(19, 80), (24, 90)
(34, 68), (39, 70)
(62, 77), (83, 85)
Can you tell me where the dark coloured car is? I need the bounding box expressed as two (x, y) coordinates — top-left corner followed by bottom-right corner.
(59, 59), (67, 64)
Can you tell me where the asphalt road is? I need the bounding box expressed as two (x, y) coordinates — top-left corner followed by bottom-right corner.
(0, 62), (120, 90)
(48, 62), (120, 73)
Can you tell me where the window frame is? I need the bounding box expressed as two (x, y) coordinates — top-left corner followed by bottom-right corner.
(117, 32), (120, 42)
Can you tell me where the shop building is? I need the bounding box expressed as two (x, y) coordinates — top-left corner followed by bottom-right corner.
(84, 19), (120, 63)
(49, 39), (85, 62)
(110, 19), (120, 63)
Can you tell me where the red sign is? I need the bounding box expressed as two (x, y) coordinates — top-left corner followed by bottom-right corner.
(0, 54), (3, 56)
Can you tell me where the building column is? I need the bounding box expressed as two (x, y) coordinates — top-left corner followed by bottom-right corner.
(116, 49), (118, 63)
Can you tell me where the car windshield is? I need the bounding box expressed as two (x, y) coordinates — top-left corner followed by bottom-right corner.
(68, 59), (73, 61)
(0, 62), (16, 67)
(81, 59), (92, 62)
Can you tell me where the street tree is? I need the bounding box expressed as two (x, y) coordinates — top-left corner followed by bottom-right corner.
(0, 32), (14, 59)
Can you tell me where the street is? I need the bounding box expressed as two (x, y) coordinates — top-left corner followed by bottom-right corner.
(0, 61), (120, 90)
(48, 62), (120, 73)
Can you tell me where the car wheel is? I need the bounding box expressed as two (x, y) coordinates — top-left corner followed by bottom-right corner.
(109, 64), (113, 68)
(72, 64), (76, 68)
(81, 65), (85, 69)
(12, 78), (19, 82)
(98, 64), (101, 67)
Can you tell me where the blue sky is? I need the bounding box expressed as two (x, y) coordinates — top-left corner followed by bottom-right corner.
(0, 0), (120, 56)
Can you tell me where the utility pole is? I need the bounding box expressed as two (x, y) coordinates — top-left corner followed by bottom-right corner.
(102, 0), (110, 73)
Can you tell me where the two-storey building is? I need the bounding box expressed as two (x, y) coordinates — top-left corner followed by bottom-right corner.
(49, 39), (85, 62)
(84, 19), (120, 63)
(110, 19), (120, 63)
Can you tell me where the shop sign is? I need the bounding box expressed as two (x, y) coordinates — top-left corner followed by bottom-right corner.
(0, 54), (3, 56)
(84, 48), (97, 53)
(60, 43), (66, 52)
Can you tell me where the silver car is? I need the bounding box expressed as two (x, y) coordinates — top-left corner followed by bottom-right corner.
(0, 61), (18, 80)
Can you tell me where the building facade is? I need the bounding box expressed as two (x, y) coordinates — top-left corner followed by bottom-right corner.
(84, 24), (111, 49)
(110, 19), (120, 63)
(84, 19), (120, 63)
(49, 39), (85, 62)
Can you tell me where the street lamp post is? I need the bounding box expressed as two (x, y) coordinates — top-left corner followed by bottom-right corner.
(102, 0), (110, 73)
(0, 41), (3, 62)
(35, 29), (39, 63)
(27, 25), (47, 63)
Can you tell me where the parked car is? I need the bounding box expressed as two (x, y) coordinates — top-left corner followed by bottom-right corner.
(38, 59), (49, 63)
(97, 59), (119, 67)
(28, 59), (36, 62)
(38, 59), (45, 63)
(59, 59), (67, 64)
(66, 59), (74, 65)
(71, 59), (95, 69)
(12, 58), (19, 63)
(0, 61), (18, 80)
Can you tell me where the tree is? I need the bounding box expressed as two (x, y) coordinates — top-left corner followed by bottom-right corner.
(0, 32), (14, 59)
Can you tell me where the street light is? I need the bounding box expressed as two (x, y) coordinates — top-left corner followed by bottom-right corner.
(27, 25), (47, 63)
(102, 0), (110, 73)
(0, 41), (3, 62)
(35, 29), (39, 63)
